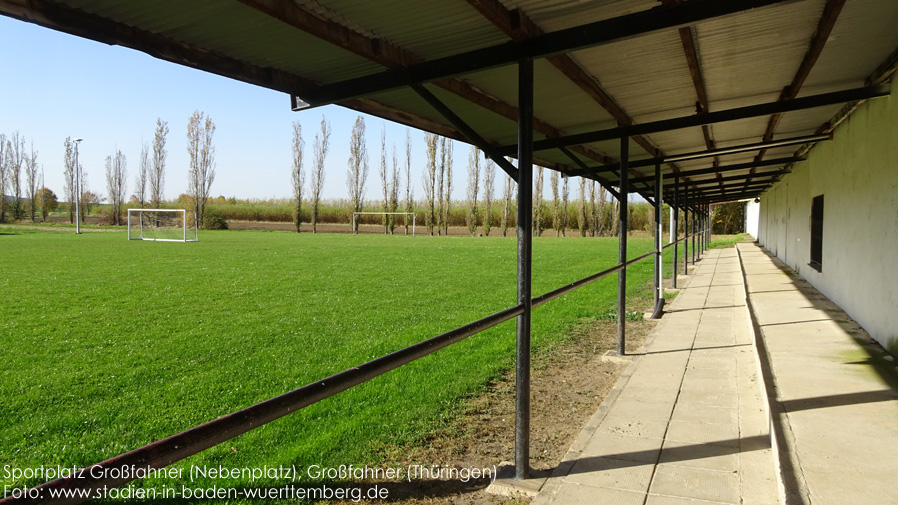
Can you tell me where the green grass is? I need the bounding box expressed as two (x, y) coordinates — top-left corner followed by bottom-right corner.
(0, 227), (680, 499)
(710, 232), (752, 249)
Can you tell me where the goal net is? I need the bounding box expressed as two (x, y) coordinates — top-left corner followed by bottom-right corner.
(128, 209), (198, 242)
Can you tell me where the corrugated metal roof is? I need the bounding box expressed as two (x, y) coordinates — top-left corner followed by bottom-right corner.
(803, 0), (898, 92)
(3, 0), (896, 203)
(573, 31), (697, 121)
(697, 0), (826, 104)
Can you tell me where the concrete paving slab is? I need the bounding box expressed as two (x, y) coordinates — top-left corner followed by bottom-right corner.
(597, 415), (670, 439)
(657, 440), (739, 472)
(670, 403), (738, 426)
(532, 248), (779, 505)
(602, 398), (676, 421)
(645, 495), (732, 505)
(737, 242), (898, 505)
(649, 465), (739, 504)
(565, 457), (655, 491)
(537, 482), (646, 505)
(580, 432), (664, 463)
(665, 420), (739, 447)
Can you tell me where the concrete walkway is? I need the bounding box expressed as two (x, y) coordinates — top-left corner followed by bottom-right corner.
(737, 243), (898, 505)
(533, 247), (779, 505)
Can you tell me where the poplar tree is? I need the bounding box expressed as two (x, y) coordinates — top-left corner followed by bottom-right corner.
(436, 136), (445, 235)
(378, 127), (390, 234)
(0, 134), (7, 222)
(404, 130), (414, 235)
(291, 121), (305, 233)
(186, 111), (215, 225)
(422, 133), (438, 235)
(501, 157), (515, 237)
(533, 165), (544, 236)
(310, 116), (331, 234)
(465, 147), (480, 236)
(346, 116), (369, 234)
(561, 176), (569, 237)
(8, 132), (23, 220)
(550, 170), (561, 236)
(135, 143), (149, 208)
(62, 137), (76, 224)
(25, 144), (39, 221)
(150, 118), (168, 208)
(482, 158), (494, 236)
(442, 140), (453, 235)
(390, 143), (400, 234)
(578, 178), (588, 237)
(105, 149), (127, 225)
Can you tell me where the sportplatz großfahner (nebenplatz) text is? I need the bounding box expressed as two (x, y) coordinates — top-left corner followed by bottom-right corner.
(3, 463), (498, 502)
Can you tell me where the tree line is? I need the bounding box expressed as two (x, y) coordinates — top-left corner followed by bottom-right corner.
(288, 115), (654, 238)
(0, 111), (217, 228)
(3, 113), (692, 237)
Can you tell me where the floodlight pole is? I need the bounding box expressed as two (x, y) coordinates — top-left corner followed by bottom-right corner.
(73, 138), (83, 234)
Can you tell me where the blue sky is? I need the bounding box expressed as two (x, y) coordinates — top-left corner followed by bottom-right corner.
(0, 15), (494, 202)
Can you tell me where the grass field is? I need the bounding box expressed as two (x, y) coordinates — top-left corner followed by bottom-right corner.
(0, 226), (680, 499)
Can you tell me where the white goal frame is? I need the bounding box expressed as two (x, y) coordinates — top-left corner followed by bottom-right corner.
(352, 212), (416, 235)
(127, 208), (198, 242)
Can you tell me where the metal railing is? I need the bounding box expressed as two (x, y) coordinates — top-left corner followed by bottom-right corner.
(2, 243), (675, 505)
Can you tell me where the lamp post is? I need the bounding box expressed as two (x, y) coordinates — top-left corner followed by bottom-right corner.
(73, 138), (82, 234)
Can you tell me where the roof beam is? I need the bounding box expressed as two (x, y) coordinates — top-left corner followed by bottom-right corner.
(661, 0), (723, 185)
(570, 134), (826, 177)
(238, 0), (616, 170)
(292, 0), (802, 107)
(790, 47), (898, 166)
(464, 0), (668, 161)
(684, 173), (784, 188)
(696, 191), (765, 204)
(630, 157), (799, 184)
(497, 85), (888, 155)
(412, 83), (518, 180)
(698, 181), (773, 193)
(754, 0), (846, 162)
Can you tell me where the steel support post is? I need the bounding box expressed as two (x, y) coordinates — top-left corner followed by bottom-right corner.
(673, 177), (679, 288)
(696, 205), (700, 255)
(707, 204), (711, 250)
(684, 187), (690, 270)
(704, 205), (708, 250)
(514, 58), (534, 481)
(692, 190), (697, 264)
(617, 137), (629, 355)
(652, 162), (662, 317)
(698, 204), (702, 255)
(701, 206), (705, 251)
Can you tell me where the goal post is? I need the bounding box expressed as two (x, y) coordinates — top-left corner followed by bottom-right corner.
(127, 209), (198, 242)
(352, 212), (416, 235)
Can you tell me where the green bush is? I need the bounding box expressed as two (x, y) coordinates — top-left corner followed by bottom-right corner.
(202, 209), (228, 230)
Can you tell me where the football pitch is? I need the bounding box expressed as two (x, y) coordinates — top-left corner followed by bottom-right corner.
(0, 227), (670, 495)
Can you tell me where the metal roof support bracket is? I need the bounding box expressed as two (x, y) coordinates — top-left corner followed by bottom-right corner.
(411, 83), (520, 180)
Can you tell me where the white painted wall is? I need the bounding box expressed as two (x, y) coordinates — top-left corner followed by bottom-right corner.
(757, 78), (898, 353)
(745, 199), (760, 238)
